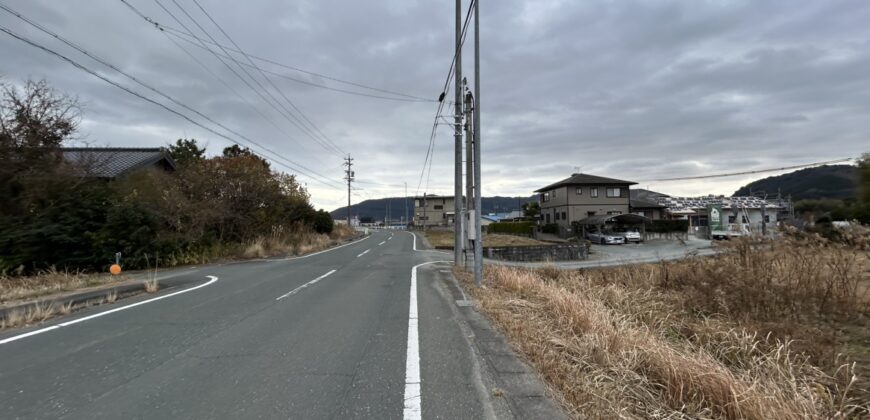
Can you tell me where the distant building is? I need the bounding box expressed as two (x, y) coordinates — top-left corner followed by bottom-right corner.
(61, 147), (176, 179)
(655, 195), (788, 234)
(534, 173), (637, 228)
(413, 195), (455, 227)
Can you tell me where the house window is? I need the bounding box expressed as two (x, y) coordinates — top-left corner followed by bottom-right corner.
(606, 188), (622, 198)
(555, 212), (560, 221)
(415, 200), (421, 207)
(561, 211), (567, 220)
(545, 213), (550, 223)
(590, 187), (598, 198)
(575, 187), (582, 195)
(434, 205), (443, 210)
(542, 192), (549, 202)
(764, 215), (770, 223)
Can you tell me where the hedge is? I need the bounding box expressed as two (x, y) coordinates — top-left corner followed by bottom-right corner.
(541, 223), (559, 234)
(487, 221), (534, 236)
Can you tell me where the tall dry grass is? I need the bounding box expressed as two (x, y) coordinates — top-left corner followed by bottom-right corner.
(459, 235), (869, 419)
(0, 268), (118, 303)
(242, 223), (358, 258)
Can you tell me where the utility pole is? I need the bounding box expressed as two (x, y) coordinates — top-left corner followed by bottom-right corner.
(344, 155), (354, 226)
(453, 0), (464, 266)
(423, 192), (427, 231)
(404, 182), (408, 228)
(464, 80), (474, 266)
(472, 0), (483, 286)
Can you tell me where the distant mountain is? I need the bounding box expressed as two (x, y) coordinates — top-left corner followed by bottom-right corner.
(330, 195), (537, 222)
(732, 165), (858, 200)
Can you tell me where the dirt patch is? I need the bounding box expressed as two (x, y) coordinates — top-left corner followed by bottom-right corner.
(425, 230), (548, 249)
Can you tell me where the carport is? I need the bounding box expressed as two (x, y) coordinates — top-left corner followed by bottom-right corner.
(574, 213), (650, 238)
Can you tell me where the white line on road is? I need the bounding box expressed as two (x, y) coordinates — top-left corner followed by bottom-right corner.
(284, 234), (369, 260)
(407, 231), (417, 251)
(0, 275), (220, 345)
(275, 269), (337, 301)
(378, 241), (386, 246)
(357, 249), (370, 258)
(404, 260), (450, 420)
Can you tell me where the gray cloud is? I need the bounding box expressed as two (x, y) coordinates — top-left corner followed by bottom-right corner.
(1, 0), (868, 209)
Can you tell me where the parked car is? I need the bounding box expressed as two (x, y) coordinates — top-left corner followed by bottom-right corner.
(586, 231), (625, 245)
(612, 227), (642, 243)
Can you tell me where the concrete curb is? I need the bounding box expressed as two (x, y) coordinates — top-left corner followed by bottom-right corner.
(432, 268), (569, 419)
(0, 273), (203, 320)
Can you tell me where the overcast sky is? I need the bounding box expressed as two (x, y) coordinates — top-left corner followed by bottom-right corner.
(2, 0), (868, 210)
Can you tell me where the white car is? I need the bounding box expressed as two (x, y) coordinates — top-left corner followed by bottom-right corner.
(586, 231), (625, 245)
(613, 227), (642, 243)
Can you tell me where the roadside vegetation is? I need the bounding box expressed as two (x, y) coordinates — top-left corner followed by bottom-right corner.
(457, 231), (870, 418)
(0, 79), (347, 278)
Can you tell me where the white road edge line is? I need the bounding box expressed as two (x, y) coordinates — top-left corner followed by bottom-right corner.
(406, 231), (417, 251)
(275, 269), (337, 301)
(378, 241), (386, 246)
(356, 249), (371, 258)
(0, 275), (220, 345)
(283, 234), (370, 260)
(404, 260), (450, 420)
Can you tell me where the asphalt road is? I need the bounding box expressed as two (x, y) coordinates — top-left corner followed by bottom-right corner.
(0, 230), (493, 419)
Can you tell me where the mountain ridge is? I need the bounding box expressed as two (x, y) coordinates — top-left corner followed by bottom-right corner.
(732, 165), (857, 200)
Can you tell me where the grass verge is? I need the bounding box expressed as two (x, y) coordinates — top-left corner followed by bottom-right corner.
(457, 235), (870, 419)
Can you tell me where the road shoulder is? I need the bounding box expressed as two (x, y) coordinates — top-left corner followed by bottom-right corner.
(420, 263), (568, 419)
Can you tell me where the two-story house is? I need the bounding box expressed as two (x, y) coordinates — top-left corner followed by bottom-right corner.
(413, 194), (456, 228)
(534, 173), (637, 228)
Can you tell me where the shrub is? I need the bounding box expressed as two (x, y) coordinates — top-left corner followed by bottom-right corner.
(487, 221), (534, 236)
(541, 223), (559, 234)
(311, 209), (334, 234)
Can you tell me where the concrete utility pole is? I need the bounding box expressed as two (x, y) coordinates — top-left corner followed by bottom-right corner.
(472, 0), (483, 286)
(344, 155), (354, 226)
(423, 192), (428, 231)
(404, 182), (408, 227)
(453, 0), (464, 266)
(464, 80), (474, 266)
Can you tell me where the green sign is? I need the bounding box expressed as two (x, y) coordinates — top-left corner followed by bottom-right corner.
(708, 205), (723, 231)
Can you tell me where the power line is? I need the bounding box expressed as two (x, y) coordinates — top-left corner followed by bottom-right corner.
(0, 2), (341, 188)
(149, 0), (344, 158)
(159, 28), (309, 153)
(119, 0), (434, 103)
(187, 0), (346, 157)
(163, 0), (342, 157)
(415, 0), (476, 196)
(644, 158), (855, 182)
(166, 30), (435, 103)
(0, 22), (342, 190)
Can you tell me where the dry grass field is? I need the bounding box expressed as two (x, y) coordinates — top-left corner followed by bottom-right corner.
(425, 230), (547, 249)
(457, 232), (870, 419)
